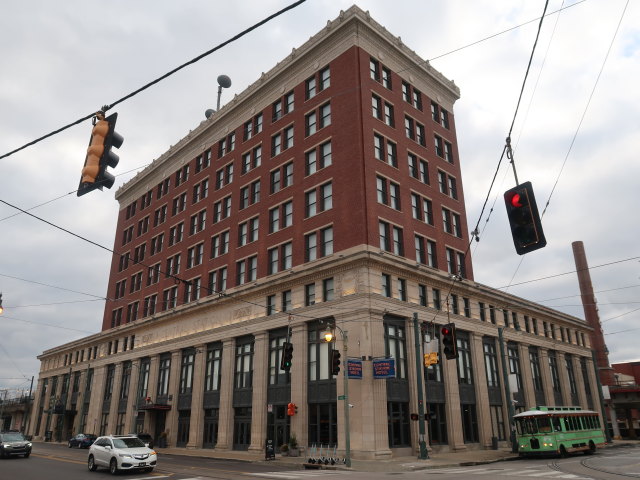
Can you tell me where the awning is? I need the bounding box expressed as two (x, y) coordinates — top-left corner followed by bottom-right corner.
(138, 403), (171, 411)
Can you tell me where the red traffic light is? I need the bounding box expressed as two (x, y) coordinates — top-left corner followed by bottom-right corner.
(441, 326), (450, 336)
(504, 181), (546, 255)
(509, 193), (523, 208)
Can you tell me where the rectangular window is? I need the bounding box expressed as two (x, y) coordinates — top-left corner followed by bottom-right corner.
(381, 273), (391, 297)
(305, 283), (316, 306)
(323, 278), (334, 301)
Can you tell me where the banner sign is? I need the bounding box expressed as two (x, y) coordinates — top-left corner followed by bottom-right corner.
(347, 359), (362, 379)
(373, 358), (396, 378)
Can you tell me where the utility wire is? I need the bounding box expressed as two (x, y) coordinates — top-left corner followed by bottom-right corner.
(0, 314), (94, 334)
(498, 255), (640, 289)
(427, 1), (586, 62)
(0, 163), (152, 223)
(0, 0), (307, 161)
(0, 272), (107, 300)
(540, 0), (629, 217)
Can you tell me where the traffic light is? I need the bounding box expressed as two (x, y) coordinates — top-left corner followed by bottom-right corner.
(280, 342), (293, 372)
(287, 402), (297, 416)
(504, 181), (546, 255)
(78, 112), (123, 196)
(424, 352), (439, 367)
(330, 349), (341, 375)
(430, 352), (439, 365)
(441, 323), (458, 360)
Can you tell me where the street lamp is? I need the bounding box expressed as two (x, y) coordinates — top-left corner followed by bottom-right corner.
(321, 322), (351, 468)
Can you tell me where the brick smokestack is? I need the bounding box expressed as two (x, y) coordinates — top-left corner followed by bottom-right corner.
(572, 241), (615, 386)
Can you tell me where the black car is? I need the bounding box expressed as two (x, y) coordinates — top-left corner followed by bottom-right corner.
(68, 433), (97, 449)
(0, 431), (32, 458)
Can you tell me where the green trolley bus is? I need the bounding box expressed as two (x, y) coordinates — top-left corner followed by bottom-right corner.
(514, 406), (606, 457)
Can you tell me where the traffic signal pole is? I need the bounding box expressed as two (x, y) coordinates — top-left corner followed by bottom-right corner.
(413, 313), (429, 459)
(340, 328), (351, 468)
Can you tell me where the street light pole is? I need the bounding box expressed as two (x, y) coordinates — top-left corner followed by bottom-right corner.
(412, 313), (428, 459)
(323, 322), (351, 468)
(341, 329), (351, 468)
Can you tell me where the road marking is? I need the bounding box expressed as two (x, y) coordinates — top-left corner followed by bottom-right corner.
(251, 472), (350, 479)
(426, 467), (592, 479)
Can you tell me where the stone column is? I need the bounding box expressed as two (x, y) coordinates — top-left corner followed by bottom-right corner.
(290, 323), (308, 448)
(107, 363), (124, 434)
(573, 355), (588, 409)
(538, 349), (555, 406)
(249, 331), (269, 454)
(519, 344), (536, 410)
(357, 310), (392, 459)
(125, 361), (141, 433)
(443, 338), (465, 450)
(556, 352), (572, 406)
(26, 377), (44, 440)
(187, 344), (207, 449)
(471, 332), (492, 448)
(72, 370), (87, 436)
(215, 338), (236, 450)
(143, 355), (160, 435)
(87, 365), (107, 436)
(165, 350), (182, 447)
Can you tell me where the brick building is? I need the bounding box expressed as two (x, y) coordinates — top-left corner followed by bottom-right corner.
(28, 6), (601, 458)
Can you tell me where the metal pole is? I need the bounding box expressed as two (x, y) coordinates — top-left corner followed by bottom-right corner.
(498, 327), (517, 452)
(413, 313), (428, 459)
(342, 329), (351, 468)
(591, 350), (613, 443)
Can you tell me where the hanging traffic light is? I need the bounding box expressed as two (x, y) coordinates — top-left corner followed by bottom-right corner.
(423, 353), (431, 367)
(78, 112), (123, 196)
(441, 323), (458, 360)
(330, 349), (341, 375)
(287, 402), (297, 416)
(280, 342), (294, 372)
(504, 181), (546, 255)
(430, 352), (439, 365)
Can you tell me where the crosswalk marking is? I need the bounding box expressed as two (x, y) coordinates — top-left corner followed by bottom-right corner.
(251, 471), (350, 479)
(426, 467), (592, 479)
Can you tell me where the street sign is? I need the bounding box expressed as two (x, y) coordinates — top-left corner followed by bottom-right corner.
(373, 358), (396, 378)
(338, 394), (346, 400)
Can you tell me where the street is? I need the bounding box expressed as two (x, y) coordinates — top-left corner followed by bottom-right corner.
(1, 443), (639, 480)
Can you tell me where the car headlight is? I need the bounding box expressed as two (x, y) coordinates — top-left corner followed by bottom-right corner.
(27, 443), (32, 447)
(118, 453), (132, 458)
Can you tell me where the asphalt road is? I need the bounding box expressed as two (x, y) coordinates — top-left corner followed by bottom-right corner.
(1, 442), (300, 480)
(3, 442), (639, 480)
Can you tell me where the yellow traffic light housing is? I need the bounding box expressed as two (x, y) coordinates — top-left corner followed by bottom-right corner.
(78, 112), (123, 196)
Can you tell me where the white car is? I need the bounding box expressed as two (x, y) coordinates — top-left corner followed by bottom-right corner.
(88, 435), (157, 475)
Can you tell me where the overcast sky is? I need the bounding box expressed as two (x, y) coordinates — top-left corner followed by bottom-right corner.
(1, 0), (638, 396)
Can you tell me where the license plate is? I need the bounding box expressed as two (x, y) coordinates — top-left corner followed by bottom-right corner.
(138, 462), (146, 466)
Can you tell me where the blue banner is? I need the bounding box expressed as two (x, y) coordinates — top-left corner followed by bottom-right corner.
(373, 358), (396, 378)
(347, 359), (362, 379)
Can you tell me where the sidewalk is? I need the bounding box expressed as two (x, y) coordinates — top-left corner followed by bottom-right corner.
(156, 439), (640, 473)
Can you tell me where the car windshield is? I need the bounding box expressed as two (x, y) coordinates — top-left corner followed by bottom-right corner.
(113, 437), (145, 448)
(2, 433), (25, 442)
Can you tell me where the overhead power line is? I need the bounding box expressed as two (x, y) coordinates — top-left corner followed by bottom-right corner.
(0, 0), (308, 161)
